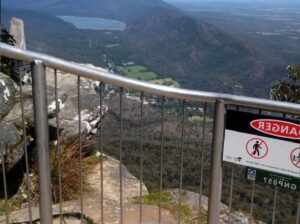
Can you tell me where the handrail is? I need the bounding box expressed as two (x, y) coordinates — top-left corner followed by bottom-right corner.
(1, 43), (300, 115)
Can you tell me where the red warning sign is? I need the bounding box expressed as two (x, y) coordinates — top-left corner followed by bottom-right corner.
(246, 138), (268, 159)
(290, 147), (300, 168)
(250, 119), (300, 140)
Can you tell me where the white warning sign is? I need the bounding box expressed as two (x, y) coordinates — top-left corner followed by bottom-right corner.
(223, 110), (300, 178)
(246, 138), (268, 159)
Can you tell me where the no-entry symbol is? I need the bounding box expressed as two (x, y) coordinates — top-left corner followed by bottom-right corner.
(246, 138), (268, 159)
(290, 147), (300, 168)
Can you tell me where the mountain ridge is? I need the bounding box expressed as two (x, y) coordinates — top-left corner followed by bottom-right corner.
(3, 0), (174, 22)
(3, 0), (273, 96)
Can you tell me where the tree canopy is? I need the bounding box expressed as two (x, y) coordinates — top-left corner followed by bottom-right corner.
(270, 64), (300, 103)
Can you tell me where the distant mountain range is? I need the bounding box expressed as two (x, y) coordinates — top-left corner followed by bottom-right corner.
(3, 0), (173, 21)
(3, 0), (279, 97)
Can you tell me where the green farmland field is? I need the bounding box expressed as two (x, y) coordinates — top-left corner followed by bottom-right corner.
(150, 78), (180, 88)
(116, 65), (158, 81)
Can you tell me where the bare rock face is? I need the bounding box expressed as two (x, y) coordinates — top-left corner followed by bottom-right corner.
(0, 64), (108, 173)
(9, 17), (31, 85)
(0, 154), (178, 224)
(166, 189), (259, 224)
(45, 66), (108, 139)
(9, 17), (26, 50)
(0, 72), (18, 169)
(0, 72), (16, 120)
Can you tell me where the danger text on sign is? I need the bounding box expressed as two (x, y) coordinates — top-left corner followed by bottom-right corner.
(250, 119), (300, 140)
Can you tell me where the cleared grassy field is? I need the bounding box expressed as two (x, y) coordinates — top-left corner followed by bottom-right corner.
(116, 65), (180, 88)
(116, 65), (158, 81)
(150, 78), (180, 88)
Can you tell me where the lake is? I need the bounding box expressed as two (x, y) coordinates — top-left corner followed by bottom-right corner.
(57, 16), (126, 31)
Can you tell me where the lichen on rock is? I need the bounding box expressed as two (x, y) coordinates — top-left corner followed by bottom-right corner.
(0, 72), (16, 120)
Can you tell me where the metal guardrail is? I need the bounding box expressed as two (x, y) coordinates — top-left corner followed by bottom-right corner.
(0, 43), (300, 224)
(1, 43), (300, 115)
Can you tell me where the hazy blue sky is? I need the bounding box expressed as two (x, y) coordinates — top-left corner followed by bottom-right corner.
(163, 0), (300, 6)
(164, 0), (299, 2)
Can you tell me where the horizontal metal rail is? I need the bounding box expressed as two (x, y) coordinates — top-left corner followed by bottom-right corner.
(1, 43), (300, 115)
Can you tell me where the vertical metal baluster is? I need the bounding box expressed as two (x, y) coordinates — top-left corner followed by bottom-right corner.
(19, 62), (32, 223)
(271, 187), (278, 224)
(228, 165), (234, 224)
(208, 100), (225, 224)
(159, 96), (165, 224)
(228, 106), (238, 224)
(100, 82), (104, 224)
(250, 180), (255, 218)
(250, 109), (262, 219)
(296, 197), (300, 224)
(295, 108), (300, 224)
(198, 103), (207, 224)
(178, 100), (186, 224)
(271, 112), (286, 224)
(119, 87), (124, 224)
(54, 69), (62, 224)
(77, 76), (84, 224)
(32, 61), (52, 223)
(0, 132), (9, 224)
(139, 92), (144, 224)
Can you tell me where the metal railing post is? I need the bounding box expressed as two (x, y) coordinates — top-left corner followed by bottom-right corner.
(31, 60), (53, 224)
(208, 100), (225, 224)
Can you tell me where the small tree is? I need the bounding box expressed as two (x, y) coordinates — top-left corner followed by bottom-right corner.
(270, 64), (300, 103)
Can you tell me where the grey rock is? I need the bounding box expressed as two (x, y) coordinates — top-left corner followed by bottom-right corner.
(0, 72), (16, 120)
(166, 189), (256, 224)
(0, 84), (32, 171)
(9, 17), (31, 85)
(45, 67), (108, 139)
(10, 17), (26, 50)
(0, 122), (24, 170)
(0, 64), (109, 172)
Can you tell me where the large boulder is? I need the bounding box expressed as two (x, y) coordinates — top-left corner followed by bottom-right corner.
(0, 122), (25, 170)
(0, 84), (32, 171)
(0, 72), (16, 120)
(45, 65), (108, 140)
(0, 64), (108, 173)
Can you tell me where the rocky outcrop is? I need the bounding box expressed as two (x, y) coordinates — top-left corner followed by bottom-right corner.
(0, 73), (19, 167)
(0, 64), (109, 169)
(9, 17), (26, 50)
(45, 67), (108, 139)
(9, 17), (31, 85)
(1, 17), (109, 172)
(0, 154), (178, 224)
(0, 84), (33, 171)
(166, 189), (259, 224)
(0, 72), (16, 120)
(0, 122), (25, 170)
(85, 154), (148, 202)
